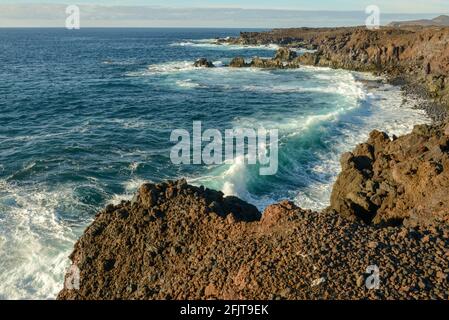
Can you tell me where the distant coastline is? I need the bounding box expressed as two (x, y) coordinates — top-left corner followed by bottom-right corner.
(220, 25), (449, 121)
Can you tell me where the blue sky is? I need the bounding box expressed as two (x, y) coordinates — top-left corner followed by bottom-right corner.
(1, 0), (449, 13)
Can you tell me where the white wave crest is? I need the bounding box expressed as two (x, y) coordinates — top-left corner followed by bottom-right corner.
(176, 79), (202, 89)
(187, 68), (430, 213)
(125, 61), (197, 76)
(110, 178), (150, 205)
(293, 75), (430, 211)
(170, 39), (280, 51)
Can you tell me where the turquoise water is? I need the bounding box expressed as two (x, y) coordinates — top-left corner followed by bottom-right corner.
(0, 28), (430, 299)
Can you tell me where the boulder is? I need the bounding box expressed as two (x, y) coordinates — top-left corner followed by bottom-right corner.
(293, 52), (321, 66)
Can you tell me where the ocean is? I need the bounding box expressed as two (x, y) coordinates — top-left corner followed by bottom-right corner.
(0, 28), (430, 299)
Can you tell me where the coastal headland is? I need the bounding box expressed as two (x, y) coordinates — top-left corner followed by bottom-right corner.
(58, 25), (449, 300)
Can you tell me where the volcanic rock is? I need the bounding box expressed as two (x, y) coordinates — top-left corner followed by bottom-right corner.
(57, 25), (449, 301)
(330, 124), (449, 226)
(250, 57), (284, 69)
(274, 47), (297, 61)
(58, 174), (449, 299)
(229, 57), (249, 68)
(194, 58), (215, 68)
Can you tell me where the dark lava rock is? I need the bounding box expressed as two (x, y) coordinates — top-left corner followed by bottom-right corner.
(193, 58), (215, 68)
(57, 26), (449, 300)
(274, 47), (297, 61)
(58, 177), (449, 300)
(229, 57), (249, 68)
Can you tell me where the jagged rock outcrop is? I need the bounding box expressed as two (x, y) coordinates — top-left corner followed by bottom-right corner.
(193, 58), (215, 68)
(250, 57), (284, 68)
(58, 179), (449, 300)
(229, 56), (249, 68)
(229, 48), (297, 69)
(57, 123), (449, 300)
(274, 47), (297, 61)
(330, 124), (449, 227)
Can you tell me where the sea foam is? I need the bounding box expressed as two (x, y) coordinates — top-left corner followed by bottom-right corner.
(0, 180), (89, 299)
(188, 68), (430, 211)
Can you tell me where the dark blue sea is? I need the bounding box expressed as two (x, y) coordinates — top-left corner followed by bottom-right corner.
(0, 28), (429, 299)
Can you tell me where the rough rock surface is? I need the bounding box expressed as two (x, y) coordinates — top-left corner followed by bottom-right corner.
(229, 56), (249, 68)
(250, 57), (284, 69)
(274, 47), (297, 61)
(58, 176), (449, 300)
(330, 124), (449, 226)
(229, 48), (298, 69)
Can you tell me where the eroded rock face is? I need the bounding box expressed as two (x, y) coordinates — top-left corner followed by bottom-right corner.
(330, 124), (449, 227)
(56, 28), (449, 300)
(57, 179), (449, 300)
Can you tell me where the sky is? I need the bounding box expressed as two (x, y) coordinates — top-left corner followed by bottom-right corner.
(0, 1), (448, 27)
(1, 0), (449, 13)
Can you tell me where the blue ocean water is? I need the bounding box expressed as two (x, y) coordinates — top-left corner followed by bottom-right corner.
(0, 28), (430, 299)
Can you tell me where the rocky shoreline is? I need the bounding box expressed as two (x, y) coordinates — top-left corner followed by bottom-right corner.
(219, 26), (449, 122)
(58, 26), (449, 300)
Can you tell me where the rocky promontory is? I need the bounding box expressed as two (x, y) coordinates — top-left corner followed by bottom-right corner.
(58, 122), (449, 300)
